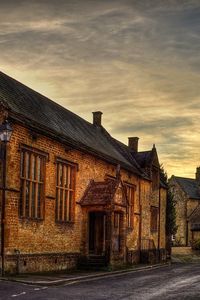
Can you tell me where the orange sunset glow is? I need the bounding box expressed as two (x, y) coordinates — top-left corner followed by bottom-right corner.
(1, 0), (200, 178)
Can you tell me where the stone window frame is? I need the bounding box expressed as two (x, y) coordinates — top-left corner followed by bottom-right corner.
(150, 206), (158, 232)
(19, 145), (48, 220)
(113, 211), (122, 253)
(125, 183), (135, 229)
(114, 211), (120, 228)
(55, 157), (77, 223)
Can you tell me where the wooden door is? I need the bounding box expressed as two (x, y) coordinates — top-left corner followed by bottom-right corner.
(89, 212), (105, 255)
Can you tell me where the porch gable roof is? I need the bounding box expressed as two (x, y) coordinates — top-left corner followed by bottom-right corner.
(79, 179), (127, 207)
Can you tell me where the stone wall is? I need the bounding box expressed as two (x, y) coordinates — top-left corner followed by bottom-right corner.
(3, 122), (143, 273)
(187, 199), (199, 243)
(1, 119), (167, 273)
(169, 177), (188, 245)
(169, 177), (200, 246)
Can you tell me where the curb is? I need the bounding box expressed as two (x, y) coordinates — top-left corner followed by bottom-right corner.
(0, 263), (171, 286)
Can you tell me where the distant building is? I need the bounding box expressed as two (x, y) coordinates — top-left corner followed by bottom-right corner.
(0, 71), (167, 274)
(169, 169), (200, 246)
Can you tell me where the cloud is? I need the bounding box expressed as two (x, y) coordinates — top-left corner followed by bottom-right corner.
(0, 0), (200, 177)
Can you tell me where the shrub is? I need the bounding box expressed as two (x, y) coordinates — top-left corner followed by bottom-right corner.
(191, 239), (200, 250)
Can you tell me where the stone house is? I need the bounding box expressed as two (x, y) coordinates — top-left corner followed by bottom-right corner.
(0, 71), (167, 274)
(169, 169), (200, 246)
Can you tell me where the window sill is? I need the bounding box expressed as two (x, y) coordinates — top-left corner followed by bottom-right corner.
(19, 217), (44, 222)
(55, 220), (75, 225)
(127, 226), (134, 231)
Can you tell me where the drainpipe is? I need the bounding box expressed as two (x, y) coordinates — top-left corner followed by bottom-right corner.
(186, 221), (189, 246)
(0, 120), (13, 276)
(158, 188), (161, 261)
(1, 142), (7, 276)
(158, 188), (161, 249)
(138, 181), (142, 260)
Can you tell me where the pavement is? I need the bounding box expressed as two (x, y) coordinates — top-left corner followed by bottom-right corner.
(171, 246), (200, 263)
(0, 263), (170, 286)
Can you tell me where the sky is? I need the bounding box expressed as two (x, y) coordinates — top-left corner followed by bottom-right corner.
(0, 0), (200, 178)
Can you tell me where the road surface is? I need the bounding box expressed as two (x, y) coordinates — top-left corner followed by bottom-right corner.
(0, 263), (200, 299)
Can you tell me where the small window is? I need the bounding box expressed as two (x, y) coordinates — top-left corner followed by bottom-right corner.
(126, 185), (135, 228)
(150, 206), (158, 232)
(20, 148), (46, 219)
(56, 160), (76, 222)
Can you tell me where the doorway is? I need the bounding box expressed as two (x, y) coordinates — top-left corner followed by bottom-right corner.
(89, 212), (106, 255)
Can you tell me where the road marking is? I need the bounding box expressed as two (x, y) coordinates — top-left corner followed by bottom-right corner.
(11, 292), (26, 297)
(34, 287), (48, 291)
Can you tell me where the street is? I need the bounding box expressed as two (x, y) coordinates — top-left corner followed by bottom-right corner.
(0, 263), (200, 299)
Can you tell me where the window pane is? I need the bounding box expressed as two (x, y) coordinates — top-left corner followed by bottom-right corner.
(56, 162), (75, 222)
(60, 189), (63, 220)
(126, 185), (134, 228)
(63, 165), (67, 188)
(59, 164), (63, 186)
(39, 157), (44, 182)
(37, 157), (41, 182)
(37, 183), (42, 218)
(25, 181), (30, 216)
(70, 191), (74, 221)
(32, 182), (36, 217)
(20, 150), (44, 219)
(20, 179), (24, 216)
(20, 151), (24, 177)
(70, 168), (74, 189)
(66, 166), (69, 188)
(32, 155), (36, 180)
(64, 190), (68, 221)
(25, 153), (30, 179)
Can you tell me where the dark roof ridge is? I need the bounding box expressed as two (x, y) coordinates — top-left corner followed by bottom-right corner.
(172, 176), (200, 199)
(0, 71), (144, 174)
(173, 175), (195, 181)
(0, 71), (94, 128)
(137, 150), (152, 154)
(107, 135), (145, 176)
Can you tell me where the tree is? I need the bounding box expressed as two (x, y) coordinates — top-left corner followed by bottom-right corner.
(160, 164), (177, 255)
(166, 189), (177, 236)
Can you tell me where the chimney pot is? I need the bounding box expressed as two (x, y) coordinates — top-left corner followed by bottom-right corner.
(128, 137), (139, 152)
(92, 111), (103, 126)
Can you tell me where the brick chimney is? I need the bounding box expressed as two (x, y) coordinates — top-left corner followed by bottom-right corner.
(92, 111), (102, 126)
(128, 137), (139, 152)
(196, 167), (200, 184)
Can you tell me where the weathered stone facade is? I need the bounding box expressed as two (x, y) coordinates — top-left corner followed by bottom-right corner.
(169, 173), (200, 246)
(0, 71), (167, 274)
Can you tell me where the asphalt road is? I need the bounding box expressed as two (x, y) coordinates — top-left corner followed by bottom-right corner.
(1, 263), (200, 300)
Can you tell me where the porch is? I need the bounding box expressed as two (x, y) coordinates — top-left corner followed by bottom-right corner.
(78, 178), (127, 268)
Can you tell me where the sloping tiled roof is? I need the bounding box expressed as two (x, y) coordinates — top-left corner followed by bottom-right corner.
(134, 151), (153, 168)
(189, 205), (200, 222)
(174, 176), (200, 200)
(109, 138), (144, 175)
(79, 179), (118, 206)
(0, 71), (142, 175)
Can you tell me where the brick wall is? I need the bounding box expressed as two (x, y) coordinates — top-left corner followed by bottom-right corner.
(2, 122), (140, 272)
(1, 120), (167, 273)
